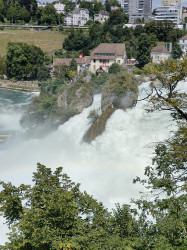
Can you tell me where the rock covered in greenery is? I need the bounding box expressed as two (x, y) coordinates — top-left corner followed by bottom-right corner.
(83, 107), (115, 143)
(101, 72), (138, 112)
(58, 71), (93, 114)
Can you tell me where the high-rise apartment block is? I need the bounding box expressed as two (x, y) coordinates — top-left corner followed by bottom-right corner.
(155, 0), (182, 24)
(122, 0), (152, 23)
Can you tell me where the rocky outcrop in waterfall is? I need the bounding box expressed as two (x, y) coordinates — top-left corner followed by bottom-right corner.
(101, 72), (138, 112)
(83, 72), (138, 143)
(83, 107), (116, 143)
(58, 71), (93, 115)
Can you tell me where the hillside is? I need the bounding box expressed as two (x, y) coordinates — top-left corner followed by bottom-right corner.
(0, 29), (66, 56)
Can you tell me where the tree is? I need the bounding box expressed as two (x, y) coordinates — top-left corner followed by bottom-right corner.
(0, 56), (6, 76)
(137, 33), (151, 67)
(133, 58), (187, 248)
(0, 163), (112, 249)
(37, 65), (51, 81)
(53, 63), (69, 79)
(105, 0), (111, 12)
(41, 3), (58, 25)
(171, 42), (183, 59)
(6, 6), (17, 23)
(149, 33), (158, 48)
(144, 58), (187, 120)
(108, 62), (121, 74)
(6, 42), (45, 80)
(144, 20), (176, 42)
(0, 0), (5, 21)
(108, 9), (128, 25)
(18, 7), (31, 22)
(63, 28), (91, 51)
(69, 58), (77, 72)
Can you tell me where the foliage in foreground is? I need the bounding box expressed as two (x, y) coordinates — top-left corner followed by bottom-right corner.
(0, 164), (140, 250)
(132, 58), (187, 249)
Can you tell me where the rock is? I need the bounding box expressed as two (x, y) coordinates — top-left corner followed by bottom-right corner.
(57, 89), (68, 109)
(83, 107), (116, 143)
(101, 72), (138, 112)
(58, 72), (93, 115)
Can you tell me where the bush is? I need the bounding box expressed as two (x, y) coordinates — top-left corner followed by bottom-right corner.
(108, 63), (122, 74)
(87, 109), (100, 119)
(58, 25), (64, 32)
(133, 67), (143, 75)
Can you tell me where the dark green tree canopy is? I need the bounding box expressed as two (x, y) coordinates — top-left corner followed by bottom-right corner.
(171, 42), (183, 59)
(6, 42), (45, 80)
(137, 33), (151, 67)
(108, 62), (121, 74)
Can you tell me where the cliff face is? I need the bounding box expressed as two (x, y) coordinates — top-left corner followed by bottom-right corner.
(101, 72), (138, 112)
(83, 107), (116, 143)
(58, 72), (93, 115)
(83, 72), (139, 143)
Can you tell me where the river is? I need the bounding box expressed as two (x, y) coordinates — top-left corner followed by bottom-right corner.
(0, 84), (174, 245)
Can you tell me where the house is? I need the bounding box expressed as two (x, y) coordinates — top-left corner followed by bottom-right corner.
(52, 57), (91, 76)
(64, 8), (89, 26)
(73, 8), (89, 26)
(52, 43), (126, 75)
(64, 14), (74, 26)
(151, 46), (171, 63)
(54, 3), (65, 14)
(37, 1), (46, 8)
(89, 43), (126, 73)
(94, 11), (109, 24)
(179, 34), (187, 55)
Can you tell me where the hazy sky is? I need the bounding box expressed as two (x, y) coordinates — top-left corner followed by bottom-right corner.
(45, 0), (187, 10)
(153, 0), (187, 9)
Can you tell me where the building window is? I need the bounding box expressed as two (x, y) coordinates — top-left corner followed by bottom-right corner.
(118, 60), (120, 63)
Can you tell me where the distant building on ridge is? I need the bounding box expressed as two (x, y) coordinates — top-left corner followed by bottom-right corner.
(155, 0), (182, 24)
(122, 0), (153, 23)
(64, 8), (89, 26)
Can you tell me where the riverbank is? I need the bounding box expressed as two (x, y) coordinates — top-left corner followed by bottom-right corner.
(0, 80), (40, 92)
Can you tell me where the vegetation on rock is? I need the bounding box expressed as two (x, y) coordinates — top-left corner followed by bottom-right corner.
(101, 71), (138, 111)
(83, 107), (115, 143)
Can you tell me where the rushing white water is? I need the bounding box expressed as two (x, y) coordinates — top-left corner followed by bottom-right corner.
(0, 81), (182, 245)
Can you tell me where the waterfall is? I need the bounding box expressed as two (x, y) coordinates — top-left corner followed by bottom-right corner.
(0, 81), (182, 244)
